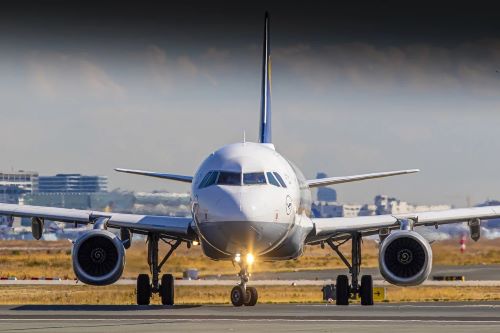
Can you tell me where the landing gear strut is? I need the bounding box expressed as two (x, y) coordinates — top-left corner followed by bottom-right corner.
(230, 257), (258, 307)
(136, 233), (181, 305)
(327, 232), (374, 306)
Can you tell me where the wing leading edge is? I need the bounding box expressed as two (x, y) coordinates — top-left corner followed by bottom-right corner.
(306, 169), (419, 188)
(114, 168), (193, 183)
(0, 203), (194, 240)
(309, 205), (500, 243)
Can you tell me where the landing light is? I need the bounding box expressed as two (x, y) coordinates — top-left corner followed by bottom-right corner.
(192, 240), (199, 246)
(246, 253), (255, 265)
(234, 253), (241, 263)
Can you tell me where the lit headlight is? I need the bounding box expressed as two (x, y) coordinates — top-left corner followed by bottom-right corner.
(246, 253), (255, 265)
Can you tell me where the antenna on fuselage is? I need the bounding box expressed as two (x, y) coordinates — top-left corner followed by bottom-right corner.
(258, 12), (272, 144)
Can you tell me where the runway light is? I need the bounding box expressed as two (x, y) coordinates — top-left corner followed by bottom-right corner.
(234, 253), (241, 263)
(246, 253), (255, 265)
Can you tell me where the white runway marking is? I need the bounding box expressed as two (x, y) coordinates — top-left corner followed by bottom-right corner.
(0, 319), (498, 323)
(1, 279), (500, 286)
(300, 304), (500, 308)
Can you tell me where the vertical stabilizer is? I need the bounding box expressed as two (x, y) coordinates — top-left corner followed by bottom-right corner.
(259, 12), (272, 143)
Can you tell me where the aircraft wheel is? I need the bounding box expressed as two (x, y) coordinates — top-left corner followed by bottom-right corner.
(244, 286), (258, 306)
(335, 275), (350, 305)
(136, 274), (151, 305)
(230, 285), (246, 307)
(360, 275), (374, 306)
(160, 274), (175, 305)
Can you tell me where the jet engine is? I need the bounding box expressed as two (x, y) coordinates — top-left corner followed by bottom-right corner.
(379, 230), (432, 286)
(72, 230), (125, 285)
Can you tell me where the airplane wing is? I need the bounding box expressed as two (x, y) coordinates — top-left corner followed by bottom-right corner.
(114, 168), (193, 183)
(308, 205), (500, 242)
(0, 203), (195, 240)
(306, 169), (419, 188)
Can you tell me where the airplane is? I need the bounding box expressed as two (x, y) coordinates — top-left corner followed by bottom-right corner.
(2, 12), (500, 307)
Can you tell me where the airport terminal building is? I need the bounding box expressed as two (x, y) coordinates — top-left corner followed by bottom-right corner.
(34, 174), (108, 193)
(0, 171), (38, 204)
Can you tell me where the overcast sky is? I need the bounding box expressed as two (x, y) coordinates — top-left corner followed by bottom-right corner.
(1, 1), (500, 206)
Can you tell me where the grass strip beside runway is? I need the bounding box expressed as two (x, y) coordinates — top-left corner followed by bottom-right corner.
(1, 285), (499, 305)
(1, 239), (500, 280)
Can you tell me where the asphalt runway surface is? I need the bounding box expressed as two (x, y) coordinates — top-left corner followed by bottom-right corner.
(0, 302), (499, 333)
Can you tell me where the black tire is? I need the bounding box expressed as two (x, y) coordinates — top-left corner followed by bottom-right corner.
(230, 285), (246, 307)
(136, 274), (151, 305)
(336, 275), (350, 305)
(160, 274), (175, 306)
(244, 286), (258, 306)
(360, 275), (374, 306)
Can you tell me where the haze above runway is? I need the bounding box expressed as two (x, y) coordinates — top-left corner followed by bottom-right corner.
(0, 302), (499, 333)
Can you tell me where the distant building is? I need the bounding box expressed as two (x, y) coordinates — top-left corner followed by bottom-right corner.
(312, 194), (451, 218)
(359, 204), (377, 216)
(23, 192), (93, 210)
(0, 171), (38, 203)
(35, 174), (108, 193)
(315, 172), (337, 202)
(0, 171), (38, 225)
(374, 194), (451, 215)
(312, 202), (362, 218)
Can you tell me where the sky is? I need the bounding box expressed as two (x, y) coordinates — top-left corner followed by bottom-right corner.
(1, 1), (500, 207)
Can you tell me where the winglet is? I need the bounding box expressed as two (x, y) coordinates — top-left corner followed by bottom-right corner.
(259, 11), (272, 143)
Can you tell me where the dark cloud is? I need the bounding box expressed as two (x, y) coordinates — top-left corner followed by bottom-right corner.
(273, 39), (500, 97)
(2, 1), (500, 49)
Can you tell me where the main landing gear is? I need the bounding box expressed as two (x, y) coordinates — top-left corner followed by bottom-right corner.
(230, 256), (259, 307)
(136, 233), (181, 306)
(326, 232), (374, 306)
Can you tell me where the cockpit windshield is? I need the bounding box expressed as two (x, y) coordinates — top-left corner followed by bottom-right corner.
(217, 172), (241, 185)
(199, 170), (286, 188)
(243, 172), (267, 185)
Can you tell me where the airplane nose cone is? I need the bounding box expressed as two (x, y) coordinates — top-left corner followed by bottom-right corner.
(196, 186), (241, 222)
(196, 186), (273, 222)
(195, 186), (287, 255)
(239, 188), (273, 221)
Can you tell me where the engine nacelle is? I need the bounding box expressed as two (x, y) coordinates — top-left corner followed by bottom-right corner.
(72, 230), (125, 285)
(379, 230), (432, 286)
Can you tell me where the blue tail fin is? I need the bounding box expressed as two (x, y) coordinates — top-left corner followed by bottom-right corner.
(259, 12), (272, 144)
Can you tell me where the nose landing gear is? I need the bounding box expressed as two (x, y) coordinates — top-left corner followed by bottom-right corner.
(230, 256), (259, 306)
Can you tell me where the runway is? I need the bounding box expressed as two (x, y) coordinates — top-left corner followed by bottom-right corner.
(0, 302), (499, 333)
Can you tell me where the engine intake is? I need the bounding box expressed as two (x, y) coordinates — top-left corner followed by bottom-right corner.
(379, 230), (432, 286)
(72, 230), (125, 285)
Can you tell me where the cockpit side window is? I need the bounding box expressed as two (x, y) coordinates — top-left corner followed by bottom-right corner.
(243, 172), (267, 185)
(198, 171), (219, 189)
(266, 172), (280, 187)
(198, 171), (212, 188)
(205, 171), (219, 187)
(273, 172), (287, 188)
(217, 172), (241, 185)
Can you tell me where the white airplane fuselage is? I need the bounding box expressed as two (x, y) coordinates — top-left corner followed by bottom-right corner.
(191, 142), (313, 261)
